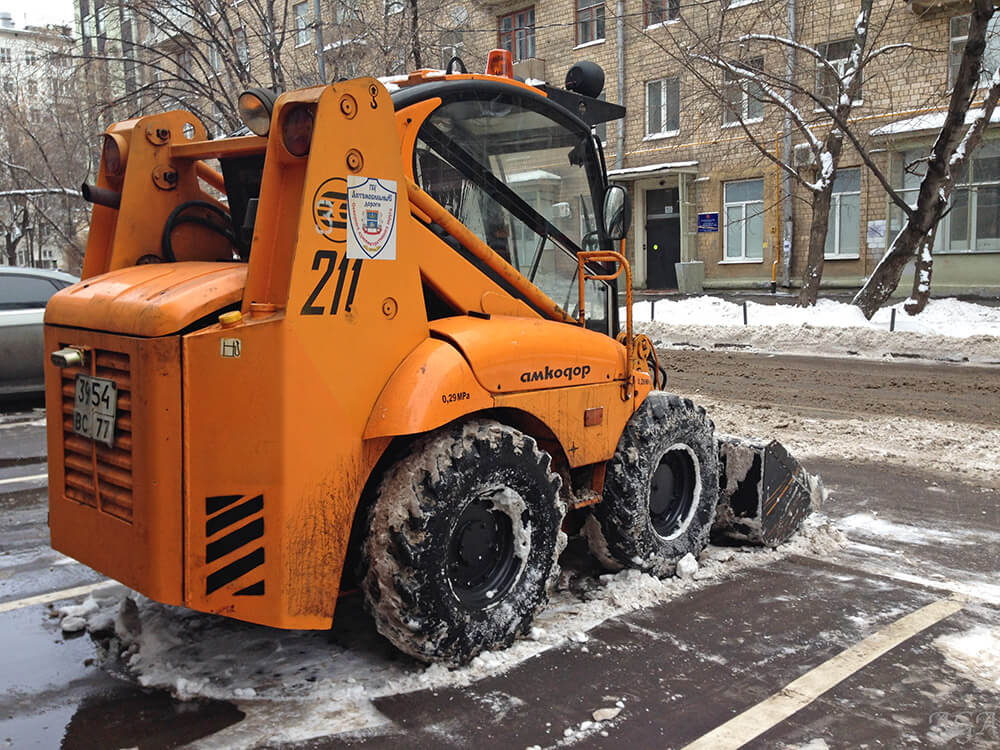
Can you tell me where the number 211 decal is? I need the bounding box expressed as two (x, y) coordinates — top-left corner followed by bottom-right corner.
(301, 250), (363, 316)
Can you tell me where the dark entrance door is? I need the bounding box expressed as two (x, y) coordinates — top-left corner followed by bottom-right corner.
(645, 187), (681, 289)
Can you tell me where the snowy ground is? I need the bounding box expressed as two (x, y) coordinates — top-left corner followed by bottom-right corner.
(34, 296), (1000, 746)
(631, 296), (1000, 363)
(55, 518), (846, 746)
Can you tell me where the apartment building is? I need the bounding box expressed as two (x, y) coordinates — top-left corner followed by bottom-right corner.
(454, 0), (999, 295)
(66, 1), (997, 293)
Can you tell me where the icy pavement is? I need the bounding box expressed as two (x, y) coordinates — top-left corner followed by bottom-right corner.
(55, 518), (845, 745)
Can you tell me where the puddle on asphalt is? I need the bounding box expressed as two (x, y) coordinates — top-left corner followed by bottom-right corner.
(0, 606), (244, 748)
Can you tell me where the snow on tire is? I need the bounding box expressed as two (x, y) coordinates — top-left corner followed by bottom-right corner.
(361, 419), (567, 665)
(586, 391), (719, 577)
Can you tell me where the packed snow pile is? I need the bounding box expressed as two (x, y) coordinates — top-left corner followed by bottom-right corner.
(933, 625), (1000, 690)
(54, 517), (844, 743)
(629, 296), (1000, 362)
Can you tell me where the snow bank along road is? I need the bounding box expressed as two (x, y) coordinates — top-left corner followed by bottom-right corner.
(1, 343), (998, 749)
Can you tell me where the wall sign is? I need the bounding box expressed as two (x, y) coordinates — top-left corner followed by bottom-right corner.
(697, 212), (719, 232)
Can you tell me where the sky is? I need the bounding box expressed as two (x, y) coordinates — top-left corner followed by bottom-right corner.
(3, 0), (74, 27)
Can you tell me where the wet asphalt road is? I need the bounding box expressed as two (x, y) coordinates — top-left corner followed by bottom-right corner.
(1, 352), (998, 750)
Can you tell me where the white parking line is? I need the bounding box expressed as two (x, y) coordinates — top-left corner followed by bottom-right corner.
(0, 472), (48, 486)
(0, 580), (120, 614)
(680, 595), (965, 750)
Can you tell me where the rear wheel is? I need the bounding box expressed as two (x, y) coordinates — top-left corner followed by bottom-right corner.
(362, 419), (566, 664)
(586, 392), (718, 577)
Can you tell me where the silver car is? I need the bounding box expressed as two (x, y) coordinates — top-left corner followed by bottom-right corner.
(0, 267), (79, 396)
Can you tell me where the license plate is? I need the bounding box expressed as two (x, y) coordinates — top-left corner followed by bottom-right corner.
(73, 375), (118, 447)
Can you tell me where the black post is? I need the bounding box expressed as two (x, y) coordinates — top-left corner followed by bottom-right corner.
(650, 298), (656, 320)
(890, 308), (896, 332)
(743, 301), (748, 326)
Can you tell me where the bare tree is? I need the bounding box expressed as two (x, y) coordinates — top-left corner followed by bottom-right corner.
(853, 0), (999, 318)
(79, 0), (447, 133)
(0, 46), (92, 272)
(638, 0), (931, 306)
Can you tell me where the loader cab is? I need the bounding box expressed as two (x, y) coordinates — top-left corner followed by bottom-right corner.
(393, 80), (620, 335)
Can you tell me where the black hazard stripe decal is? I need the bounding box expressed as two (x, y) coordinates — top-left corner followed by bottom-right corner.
(205, 494), (265, 596)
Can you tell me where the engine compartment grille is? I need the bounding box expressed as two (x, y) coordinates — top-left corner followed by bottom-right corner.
(60, 348), (134, 522)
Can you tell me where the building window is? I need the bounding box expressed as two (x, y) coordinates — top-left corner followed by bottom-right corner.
(335, 0), (359, 24)
(724, 178), (764, 260)
(949, 15), (1000, 88)
(177, 49), (192, 74)
(816, 39), (862, 107)
(824, 168), (860, 258)
(646, 77), (680, 137)
(236, 29), (250, 70)
(0, 48), (10, 64)
(897, 142), (1000, 254)
(25, 50), (37, 65)
(293, 2), (311, 47)
(576, 0), (605, 45)
(645, 0), (679, 27)
(498, 8), (535, 62)
(722, 56), (764, 126)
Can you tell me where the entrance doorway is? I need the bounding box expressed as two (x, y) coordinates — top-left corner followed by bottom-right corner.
(645, 187), (681, 289)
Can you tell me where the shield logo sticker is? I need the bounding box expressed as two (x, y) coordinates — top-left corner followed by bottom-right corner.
(346, 176), (397, 260)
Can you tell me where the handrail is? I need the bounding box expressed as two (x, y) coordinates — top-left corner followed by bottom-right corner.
(577, 247), (635, 399)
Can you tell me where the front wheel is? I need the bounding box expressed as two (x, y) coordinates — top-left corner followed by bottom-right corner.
(361, 420), (566, 664)
(586, 392), (719, 577)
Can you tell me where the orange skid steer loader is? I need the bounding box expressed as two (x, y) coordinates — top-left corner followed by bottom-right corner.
(45, 53), (818, 664)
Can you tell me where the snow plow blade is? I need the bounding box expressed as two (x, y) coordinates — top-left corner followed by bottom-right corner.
(714, 436), (823, 547)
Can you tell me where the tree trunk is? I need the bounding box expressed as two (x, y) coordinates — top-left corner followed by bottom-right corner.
(854, 0), (998, 318)
(904, 226), (936, 315)
(799, 185), (833, 306)
(854, 222), (933, 318)
(409, 0), (422, 69)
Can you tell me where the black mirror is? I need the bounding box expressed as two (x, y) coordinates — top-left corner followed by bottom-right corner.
(602, 184), (631, 241)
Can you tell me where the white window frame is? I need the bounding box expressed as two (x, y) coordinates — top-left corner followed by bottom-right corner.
(645, 77), (680, 139)
(901, 143), (1000, 255)
(824, 168), (861, 259)
(815, 39), (863, 109)
(722, 56), (764, 127)
(644, 0), (679, 29)
(293, 2), (312, 48)
(722, 178), (765, 262)
(576, 0), (606, 46)
(949, 14), (1000, 89)
(0, 48), (10, 64)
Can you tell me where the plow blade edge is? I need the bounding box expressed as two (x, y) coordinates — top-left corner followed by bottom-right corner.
(714, 436), (823, 547)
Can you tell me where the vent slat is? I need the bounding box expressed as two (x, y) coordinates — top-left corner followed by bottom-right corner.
(96, 462), (132, 490)
(61, 347), (135, 524)
(65, 485), (97, 507)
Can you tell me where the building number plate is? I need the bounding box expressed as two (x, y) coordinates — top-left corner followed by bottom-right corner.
(73, 375), (118, 447)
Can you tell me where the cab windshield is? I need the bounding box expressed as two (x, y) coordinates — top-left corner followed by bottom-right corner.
(414, 92), (611, 330)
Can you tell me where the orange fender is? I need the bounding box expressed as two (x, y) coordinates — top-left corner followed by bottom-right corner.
(364, 338), (494, 439)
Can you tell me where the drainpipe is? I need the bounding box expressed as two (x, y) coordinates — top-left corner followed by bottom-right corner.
(313, 0), (326, 82)
(615, 0), (625, 170)
(781, 0), (795, 287)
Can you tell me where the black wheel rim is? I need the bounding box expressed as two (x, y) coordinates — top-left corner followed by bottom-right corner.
(447, 492), (520, 608)
(649, 448), (697, 539)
